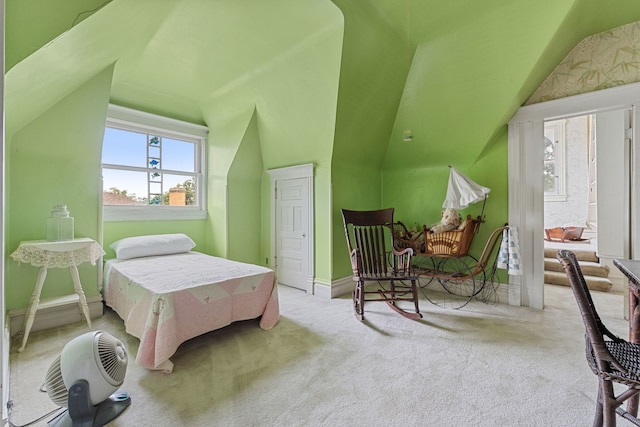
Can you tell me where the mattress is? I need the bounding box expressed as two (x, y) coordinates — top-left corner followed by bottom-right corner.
(103, 251), (279, 373)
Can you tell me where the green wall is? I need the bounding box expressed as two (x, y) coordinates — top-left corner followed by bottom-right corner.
(383, 142), (509, 283)
(4, 65), (210, 310)
(227, 110), (264, 264)
(200, 13), (343, 281)
(5, 67), (112, 310)
(8, 0), (640, 313)
(329, 0), (411, 278)
(204, 105), (256, 258)
(330, 0), (635, 281)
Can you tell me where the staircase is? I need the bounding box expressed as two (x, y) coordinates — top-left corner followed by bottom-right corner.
(544, 248), (613, 292)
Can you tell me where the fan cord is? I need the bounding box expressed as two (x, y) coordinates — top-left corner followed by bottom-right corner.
(6, 384), (66, 427)
(7, 406), (65, 427)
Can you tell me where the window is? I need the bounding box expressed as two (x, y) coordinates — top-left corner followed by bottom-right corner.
(102, 105), (208, 221)
(543, 119), (566, 202)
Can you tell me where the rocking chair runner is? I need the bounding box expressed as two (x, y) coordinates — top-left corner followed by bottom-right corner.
(557, 249), (640, 426)
(341, 208), (421, 320)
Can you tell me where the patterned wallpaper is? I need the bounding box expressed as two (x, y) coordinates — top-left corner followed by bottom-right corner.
(527, 21), (640, 105)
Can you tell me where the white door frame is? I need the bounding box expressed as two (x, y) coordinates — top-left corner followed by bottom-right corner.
(508, 82), (640, 309)
(267, 163), (315, 294)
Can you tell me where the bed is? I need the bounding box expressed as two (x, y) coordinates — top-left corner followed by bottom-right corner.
(102, 234), (279, 373)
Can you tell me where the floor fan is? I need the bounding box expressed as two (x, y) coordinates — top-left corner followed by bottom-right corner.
(44, 330), (131, 427)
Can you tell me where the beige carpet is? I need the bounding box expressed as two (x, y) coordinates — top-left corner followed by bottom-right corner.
(7, 284), (634, 426)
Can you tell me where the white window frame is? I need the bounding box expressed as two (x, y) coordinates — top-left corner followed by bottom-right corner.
(543, 119), (567, 202)
(102, 104), (208, 221)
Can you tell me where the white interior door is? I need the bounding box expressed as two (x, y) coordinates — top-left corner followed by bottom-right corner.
(268, 163), (314, 294)
(276, 178), (309, 290)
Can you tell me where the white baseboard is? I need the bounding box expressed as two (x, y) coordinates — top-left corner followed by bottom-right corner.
(8, 295), (104, 337)
(314, 276), (352, 299)
(316, 276), (511, 305)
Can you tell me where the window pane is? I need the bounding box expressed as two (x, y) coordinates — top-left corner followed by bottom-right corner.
(544, 162), (556, 193)
(102, 128), (147, 167)
(163, 138), (195, 172)
(102, 106), (205, 217)
(163, 175), (196, 206)
(148, 145), (160, 160)
(544, 135), (556, 193)
(103, 169), (148, 205)
(543, 136), (554, 161)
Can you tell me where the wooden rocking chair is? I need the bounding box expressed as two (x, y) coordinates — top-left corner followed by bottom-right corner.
(341, 208), (421, 321)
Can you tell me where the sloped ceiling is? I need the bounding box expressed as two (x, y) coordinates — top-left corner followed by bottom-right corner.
(6, 0), (640, 168)
(109, 0), (340, 124)
(382, 0), (640, 169)
(5, 0), (341, 135)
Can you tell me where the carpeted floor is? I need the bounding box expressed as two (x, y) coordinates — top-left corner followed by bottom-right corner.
(7, 283), (635, 426)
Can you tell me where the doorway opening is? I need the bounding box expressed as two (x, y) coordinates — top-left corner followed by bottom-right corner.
(541, 108), (632, 305)
(507, 82), (640, 309)
(543, 114), (597, 251)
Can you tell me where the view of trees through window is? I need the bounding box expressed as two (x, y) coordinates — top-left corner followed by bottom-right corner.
(105, 178), (195, 206)
(543, 135), (556, 193)
(102, 125), (199, 207)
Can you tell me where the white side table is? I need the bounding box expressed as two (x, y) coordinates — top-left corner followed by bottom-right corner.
(10, 238), (105, 352)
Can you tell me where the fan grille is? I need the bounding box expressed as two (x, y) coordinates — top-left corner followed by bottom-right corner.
(97, 332), (127, 385)
(44, 355), (68, 407)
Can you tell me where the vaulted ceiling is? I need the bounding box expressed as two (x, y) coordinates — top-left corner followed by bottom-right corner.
(7, 0), (640, 169)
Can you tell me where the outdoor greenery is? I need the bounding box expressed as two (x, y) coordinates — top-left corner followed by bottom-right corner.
(543, 136), (556, 193)
(106, 178), (195, 206)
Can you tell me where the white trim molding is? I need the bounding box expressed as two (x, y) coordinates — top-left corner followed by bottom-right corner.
(107, 104), (208, 138)
(316, 276), (352, 299)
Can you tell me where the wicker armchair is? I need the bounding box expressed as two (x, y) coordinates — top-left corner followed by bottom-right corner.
(391, 221), (424, 254)
(557, 249), (640, 426)
(341, 208), (421, 321)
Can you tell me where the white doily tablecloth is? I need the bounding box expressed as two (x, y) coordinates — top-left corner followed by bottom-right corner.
(10, 238), (105, 268)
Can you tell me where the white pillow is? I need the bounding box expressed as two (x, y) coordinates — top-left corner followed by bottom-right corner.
(110, 233), (196, 259)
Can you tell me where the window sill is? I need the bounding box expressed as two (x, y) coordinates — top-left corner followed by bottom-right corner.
(103, 206), (207, 222)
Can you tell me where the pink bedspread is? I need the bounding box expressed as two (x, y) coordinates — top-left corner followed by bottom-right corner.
(103, 252), (279, 373)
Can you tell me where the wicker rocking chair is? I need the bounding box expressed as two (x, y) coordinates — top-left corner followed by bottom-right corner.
(341, 208), (421, 321)
(557, 249), (640, 426)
